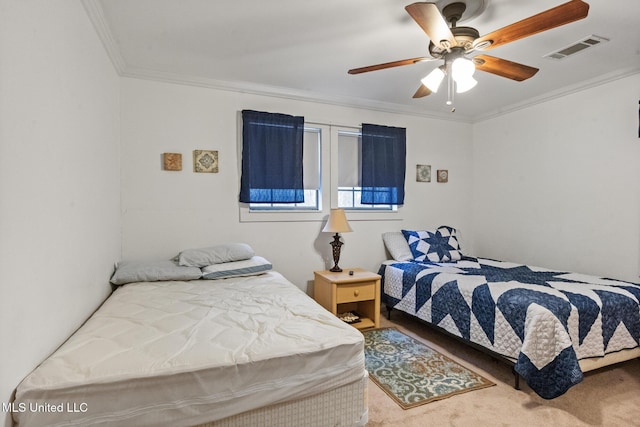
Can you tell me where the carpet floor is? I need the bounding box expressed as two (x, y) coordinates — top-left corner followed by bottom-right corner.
(365, 310), (640, 427)
(364, 327), (494, 409)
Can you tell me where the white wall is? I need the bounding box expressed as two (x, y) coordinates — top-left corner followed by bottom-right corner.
(0, 2), (121, 424)
(120, 77), (474, 290)
(4, 5), (635, 425)
(472, 73), (640, 282)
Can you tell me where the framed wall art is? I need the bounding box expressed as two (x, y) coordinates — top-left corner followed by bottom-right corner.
(193, 150), (219, 173)
(162, 153), (182, 171)
(416, 164), (431, 182)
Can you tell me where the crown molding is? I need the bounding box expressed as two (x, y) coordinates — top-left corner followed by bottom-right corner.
(121, 67), (473, 123)
(474, 66), (640, 122)
(120, 65), (640, 124)
(81, 0), (126, 74)
(82, 0), (639, 125)
(79, 0), (472, 124)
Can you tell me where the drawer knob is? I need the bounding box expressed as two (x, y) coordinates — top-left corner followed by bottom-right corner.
(354, 290), (360, 296)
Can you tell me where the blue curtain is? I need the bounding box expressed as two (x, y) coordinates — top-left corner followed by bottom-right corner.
(361, 123), (406, 205)
(239, 110), (305, 203)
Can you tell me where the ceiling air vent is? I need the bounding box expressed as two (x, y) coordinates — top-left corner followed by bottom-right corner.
(543, 35), (609, 60)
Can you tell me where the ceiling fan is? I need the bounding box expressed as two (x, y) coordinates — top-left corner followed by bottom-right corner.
(348, 0), (590, 109)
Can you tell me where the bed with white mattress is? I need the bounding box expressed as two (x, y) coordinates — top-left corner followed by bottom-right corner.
(13, 260), (367, 427)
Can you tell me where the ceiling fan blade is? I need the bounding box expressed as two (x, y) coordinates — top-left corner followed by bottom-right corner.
(348, 57), (431, 74)
(473, 55), (539, 81)
(405, 2), (456, 50)
(413, 84), (432, 98)
(473, 0), (589, 51)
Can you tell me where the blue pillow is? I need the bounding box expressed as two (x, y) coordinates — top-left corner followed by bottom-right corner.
(402, 226), (462, 262)
(201, 256), (272, 280)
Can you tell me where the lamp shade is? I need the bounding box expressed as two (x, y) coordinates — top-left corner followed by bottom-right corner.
(452, 57), (477, 93)
(455, 76), (478, 93)
(322, 208), (353, 233)
(451, 57), (475, 80)
(421, 67), (445, 93)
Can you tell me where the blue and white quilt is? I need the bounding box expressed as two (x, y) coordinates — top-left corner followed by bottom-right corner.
(379, 257), (640, 399)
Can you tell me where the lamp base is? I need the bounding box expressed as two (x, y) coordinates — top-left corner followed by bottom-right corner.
(329, 233), (344, 273)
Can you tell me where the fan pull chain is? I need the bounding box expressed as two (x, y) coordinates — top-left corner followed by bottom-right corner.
(446, 72), (455, 112)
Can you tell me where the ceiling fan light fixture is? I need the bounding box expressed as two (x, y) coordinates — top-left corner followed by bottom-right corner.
(349, 0), (591, 109)
(421, 66), (446, 93)
(455, 76), (477, 93)
(451, 57), (475, 80)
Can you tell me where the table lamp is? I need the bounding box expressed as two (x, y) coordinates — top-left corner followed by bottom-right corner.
(322, 208), (353, 272)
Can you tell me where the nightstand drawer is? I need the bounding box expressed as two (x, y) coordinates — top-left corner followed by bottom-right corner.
(336, 282), (376, 303)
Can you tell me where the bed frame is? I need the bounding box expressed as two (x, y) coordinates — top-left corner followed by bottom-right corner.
(386, 305), (640, 391)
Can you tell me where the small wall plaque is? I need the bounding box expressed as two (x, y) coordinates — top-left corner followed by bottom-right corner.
(163, 153), (182, 171)
(193, 150), (219, 173)
(437, 169), (449, 183)
(416, 164), (431, 182)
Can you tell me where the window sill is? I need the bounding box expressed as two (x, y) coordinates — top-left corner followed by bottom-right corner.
(239, 206), (403, 223)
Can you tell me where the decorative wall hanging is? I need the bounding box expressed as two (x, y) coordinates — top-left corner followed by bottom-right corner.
(162, 153), (182, 171)
(193, 150), (219, 173)
(416, 164), (431, 182)
(437, 170), (449, 183)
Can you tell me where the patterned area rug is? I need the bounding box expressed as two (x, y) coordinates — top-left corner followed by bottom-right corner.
(363, 327), (495, 409)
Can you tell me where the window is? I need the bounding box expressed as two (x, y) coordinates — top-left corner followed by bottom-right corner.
(249, 126), (322, 211)
(239, 117), (405, 222)
(239, 110), (305, 204)
(360, 123), (406, 206)
(336, 130), (394, 211)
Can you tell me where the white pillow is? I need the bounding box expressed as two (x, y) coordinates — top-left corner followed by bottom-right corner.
(110, 260), (202, 285)
(176, 243), (255, 267)
(382, 232), (413, 261)
(201, 256), (272, 280)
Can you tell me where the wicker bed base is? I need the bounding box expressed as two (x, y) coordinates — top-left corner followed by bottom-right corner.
(195, 373), (368, 427)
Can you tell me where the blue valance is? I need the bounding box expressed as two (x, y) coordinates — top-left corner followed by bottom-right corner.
(239, 110), (305, 203)
(361, 123), (406, 205)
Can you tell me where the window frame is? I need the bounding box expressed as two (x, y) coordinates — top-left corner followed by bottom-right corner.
(334, 128), (396, 212)
(248, 125), (323, 212)
(329, 125), (400, 222)
(239, 121), (403, 223)
(240, 122), (330, 222)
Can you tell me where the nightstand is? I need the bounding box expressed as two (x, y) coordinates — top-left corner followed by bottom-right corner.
(313, 268), (381, 330)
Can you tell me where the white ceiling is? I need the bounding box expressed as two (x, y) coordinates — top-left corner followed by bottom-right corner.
(89, 0), (640, 122)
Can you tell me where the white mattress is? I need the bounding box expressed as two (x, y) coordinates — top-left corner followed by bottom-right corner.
(13, 272), (365, 427)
